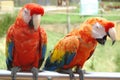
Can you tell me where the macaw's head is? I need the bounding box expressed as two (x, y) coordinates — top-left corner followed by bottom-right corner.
(84, 17), (116, 45)
(20, 3), (44, 31)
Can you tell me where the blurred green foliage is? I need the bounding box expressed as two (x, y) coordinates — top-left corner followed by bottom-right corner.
(115, 50), (120, 72)
(0, 13), (17, 37)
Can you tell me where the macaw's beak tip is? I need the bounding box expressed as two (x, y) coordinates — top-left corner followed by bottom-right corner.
(107, 28), (116, 46)
(112, 40), (116, 45)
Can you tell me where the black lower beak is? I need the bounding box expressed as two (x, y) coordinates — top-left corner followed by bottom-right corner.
(96, 35), (107, 45)
(28, 17), (34, 28)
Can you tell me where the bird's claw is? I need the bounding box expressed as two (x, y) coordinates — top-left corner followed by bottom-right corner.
(76, 68), (84, 80)
(58, 69), (76, 80)
(69, 72), (76, 80)
(11, 67), (21, 80)
(31, 67), (38, 80)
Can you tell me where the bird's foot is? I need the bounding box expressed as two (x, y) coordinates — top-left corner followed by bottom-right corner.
(11, 67), (21, 80)
(31, 67), (38, 80)
(76, 68), (84, 80)
(59, 69), (76, 80)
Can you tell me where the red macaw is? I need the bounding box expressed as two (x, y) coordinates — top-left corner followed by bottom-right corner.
(44, 17), (116, 80)
(5, 3), (47, 80)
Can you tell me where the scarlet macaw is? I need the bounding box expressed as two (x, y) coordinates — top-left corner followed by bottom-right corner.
(44, 17), (116, 80)
(5, 3), (47, 80)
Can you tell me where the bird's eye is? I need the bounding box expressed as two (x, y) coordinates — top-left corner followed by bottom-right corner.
(24, 10), (28, 14)
(24, 8), (29, 14)
(96, 26), (99, 29)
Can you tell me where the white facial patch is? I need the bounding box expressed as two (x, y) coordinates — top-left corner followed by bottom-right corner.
(92, 22), (107, 39)
(33, 14), (41, 31)
(22, 8), (31, 23)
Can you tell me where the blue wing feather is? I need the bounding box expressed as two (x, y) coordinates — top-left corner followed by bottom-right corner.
(44, 56), (64, 71)
(8, 41), (14, 61)
(41, 44), (47, 59)
(44, 51), (75, 71)
(6, 41), (14, 70)
(64, 52), (75, 65)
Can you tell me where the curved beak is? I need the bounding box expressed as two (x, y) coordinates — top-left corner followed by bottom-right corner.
(107, 28), (116, 45)
(33, 14), (41, 31)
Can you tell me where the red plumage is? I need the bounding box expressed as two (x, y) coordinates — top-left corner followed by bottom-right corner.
(6, 3), (47, 71)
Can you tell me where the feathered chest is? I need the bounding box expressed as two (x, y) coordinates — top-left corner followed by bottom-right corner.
(74, 36), (97, 63)
(13, 27), (40, 50)
(79, 38), (96, 51)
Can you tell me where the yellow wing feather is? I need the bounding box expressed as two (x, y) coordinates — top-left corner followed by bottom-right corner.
(51, 36), (79, 63)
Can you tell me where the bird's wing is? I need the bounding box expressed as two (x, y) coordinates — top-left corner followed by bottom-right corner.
(5, 25), (14, 70)
(87, 48), (96, 60)
(38, 27), (47, 68)
(44, 36), (79, 71)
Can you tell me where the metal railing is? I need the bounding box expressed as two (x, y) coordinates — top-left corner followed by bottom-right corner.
(0, 70), (120, 80)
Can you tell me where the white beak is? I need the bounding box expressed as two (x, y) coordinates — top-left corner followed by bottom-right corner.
(33, 14), (41, 31)
(108, 27), (116, 45)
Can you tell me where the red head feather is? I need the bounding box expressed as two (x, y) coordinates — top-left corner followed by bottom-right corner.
(24, 3), (44, 16)
(83, 17), (115, 32)
(105, 22), (114, 32)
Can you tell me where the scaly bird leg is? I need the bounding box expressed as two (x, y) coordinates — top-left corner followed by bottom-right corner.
(31, 67), (38, 80)
(76, 67), (84, 80)
(59, 69), (76, 80)
(11, 67), (21, 80)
